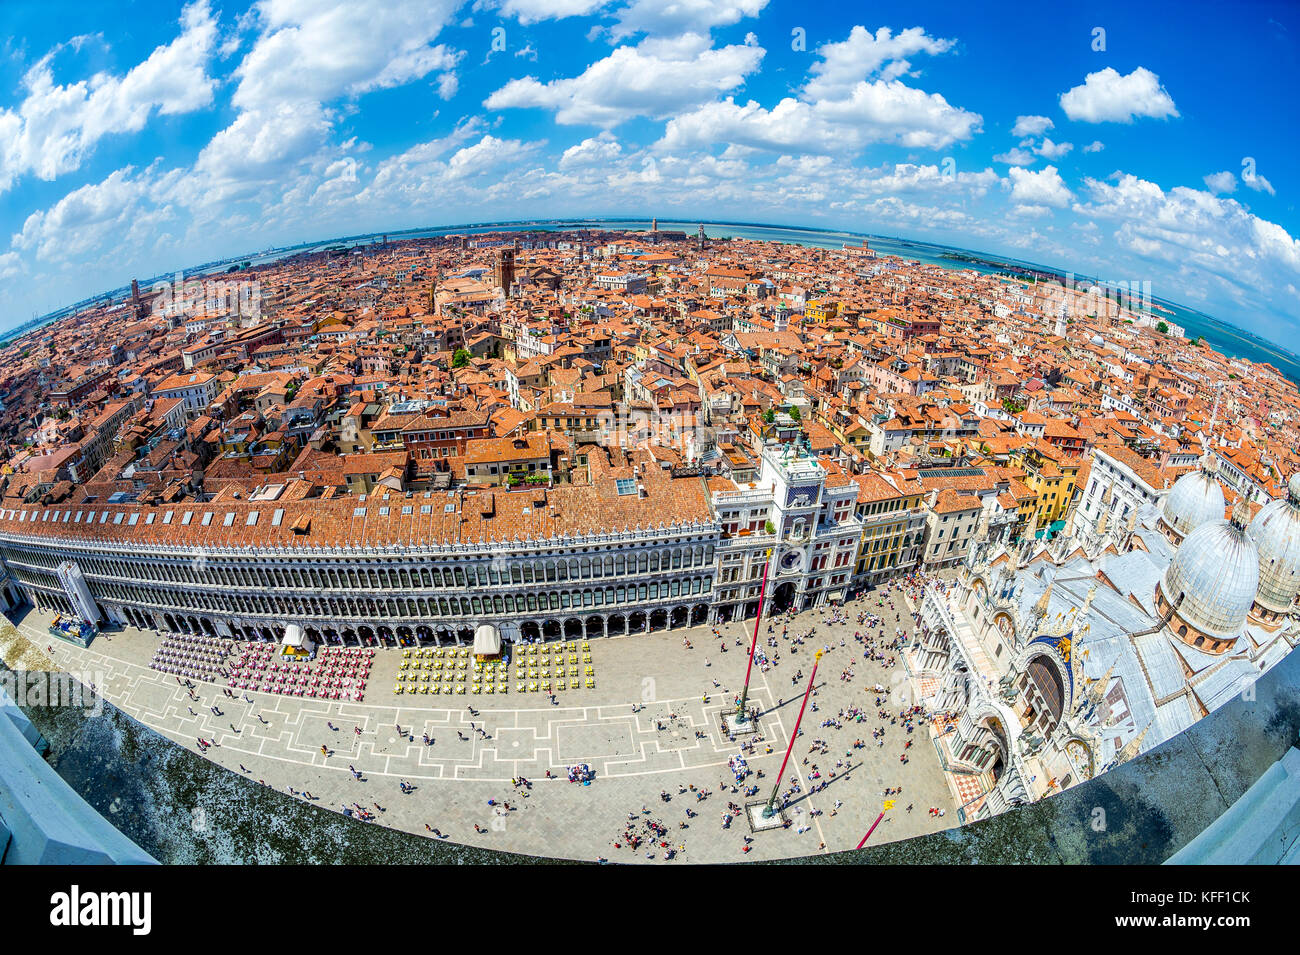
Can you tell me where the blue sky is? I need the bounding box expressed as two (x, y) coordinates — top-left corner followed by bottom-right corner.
(0, 0), (1297, 343)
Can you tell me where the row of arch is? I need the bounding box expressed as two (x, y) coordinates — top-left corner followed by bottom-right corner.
(132, 604), (713, 646)
(77, 573), (714, 622)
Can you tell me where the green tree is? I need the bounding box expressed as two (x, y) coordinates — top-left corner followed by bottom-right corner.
(788, 406), (801, 420)
(1156, 321), (1169, 334)
(452, 348), (471, 368)
(762, 408), (775, 423)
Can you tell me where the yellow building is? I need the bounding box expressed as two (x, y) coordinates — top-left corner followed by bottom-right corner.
(1016, 442), (1080, 527)
(852, 471), (927, 583)
(804, 299), (838, 324)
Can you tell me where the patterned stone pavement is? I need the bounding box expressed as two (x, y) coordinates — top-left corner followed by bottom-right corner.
(11, 583), (958, 864)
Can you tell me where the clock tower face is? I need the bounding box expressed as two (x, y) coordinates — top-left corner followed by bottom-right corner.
(780, 549), (803, 572)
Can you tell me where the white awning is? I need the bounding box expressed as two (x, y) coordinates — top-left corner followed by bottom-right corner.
(281, 623), (306, 648)
(473, 624), (502, 656)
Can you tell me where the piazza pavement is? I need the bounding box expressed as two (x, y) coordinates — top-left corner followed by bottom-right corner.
(8, 579), (961, 864)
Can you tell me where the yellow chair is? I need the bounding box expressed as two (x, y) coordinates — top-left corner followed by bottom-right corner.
(497, 683), (508, 694)
(420, 685), (429, 695)
(394, 684), (404, 694)
(484, 684), (495, 695)
(582, 654), (592, 663)
(430, 684), (440, 694)
(541, 681), (551, 692)
(581, 642), (590, 651)
(527, 682), (538, 693)
(584, 665), (594, 675)
(585, 679), (595, 688)
(402, 649), (411, 658)
(443, 683), (454, 694)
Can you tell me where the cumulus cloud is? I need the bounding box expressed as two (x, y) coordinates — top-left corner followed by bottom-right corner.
(1243, 170), (1276, 195)
(230, 0), (463, 111)
(13, 166), (167, 261)
(1074, 172), (1300, 333)
(659, 80), (980, 154)
(1083, 140), (1104, 153)
(608, 0), (769, 40)
(802, 26), (955, 101)
(1034, 137), (1073, 159)
(994, 147), (1035, 166)
(485, 33), (764, 127)
(1011, 114), (1053, 137)
(1059, 66), (1178, 123)
(0, 0), (219, 193)
(559, 132), (623, 168)
(1007, 164), (1072, 208)
(483, 0), (607, 26)
(1203, 170), (1237, 195)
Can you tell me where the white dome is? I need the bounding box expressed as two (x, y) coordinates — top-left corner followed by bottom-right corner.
(1162, 519), (1259, 640)
(1160, 468), (1225, 540)
(1246, 474), (1300, 614)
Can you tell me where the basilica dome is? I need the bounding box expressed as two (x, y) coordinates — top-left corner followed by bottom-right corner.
(1246, 472), (1300, 615)
(1160, 518), (1258, 643)
(1159, 468), (1225, 541)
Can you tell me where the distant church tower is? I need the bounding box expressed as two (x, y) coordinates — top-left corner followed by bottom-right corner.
(697, 224), (705, 249)
(651, 217), (657, 232)
(493, 244), (516, 298)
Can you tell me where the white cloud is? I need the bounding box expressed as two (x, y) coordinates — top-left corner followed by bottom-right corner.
(13, 166), (168, 262)
(485, 33), (764, 127)
(803, 26), (955, 101)
(484, 0), (607, 26)
(1059, 66), (1178, 123)
(0, 251), (22, 280)
(191, 101), (334, 197)
(1083, 140), (1104, 153)
(230, 0), (463, 110)
(1203, 171), (1237, 195)
(0, 0), (219, 193)
(1243, 170), (1276, 196)
(1035, 137), (1073, 159)
(446, 135), (539, 179)
(1011, 114), (1053, 137)
(659, 79), (980, 154)
(1074, 172), (1300, 334)
(559, 133), (623, 168)
(1007, 164), (1071, 208)
(994, 147), (1035, 166)
(608, 0), (768, 40)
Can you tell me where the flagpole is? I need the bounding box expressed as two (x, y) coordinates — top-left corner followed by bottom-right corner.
(856, 800), (894, 849)
(737, 547), (774, 721)
(762, 649), (821, 818)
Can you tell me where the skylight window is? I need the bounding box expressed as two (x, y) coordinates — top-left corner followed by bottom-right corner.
(615, 478), (637, 496)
